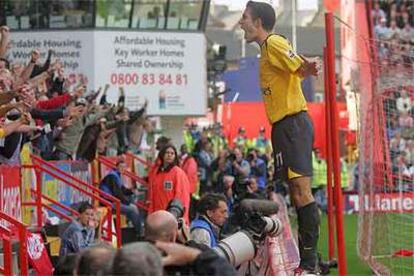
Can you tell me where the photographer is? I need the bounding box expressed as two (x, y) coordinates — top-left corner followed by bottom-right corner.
(196, 139), (213, 195)
(247, 148), (267, 191)
(190, 193), (229, 248)
(245, 177), (266, 200)
(225, 147), (250, 198)
(145, 210), (179, 243)
(111, 241), (236, 276)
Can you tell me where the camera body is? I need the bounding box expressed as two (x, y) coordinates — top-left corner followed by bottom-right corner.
(214, 213), (282, 267)
(166, 199), (189, 244)
(246, 153), (255, 163)
(243, 213), (282, 241)
(213, 199), (283, 267)
(166, 199), (185, 221)
(227, 153), (236, 162)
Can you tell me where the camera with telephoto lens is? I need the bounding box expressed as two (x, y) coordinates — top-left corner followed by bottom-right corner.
(166, 199), (190, 244)
(213, 199), (283, 267)
(166, 199), (185, 228)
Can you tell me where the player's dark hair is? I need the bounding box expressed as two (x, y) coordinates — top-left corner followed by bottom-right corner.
(246, 1), (276, 32)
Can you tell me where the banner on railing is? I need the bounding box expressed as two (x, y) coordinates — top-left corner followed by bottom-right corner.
(42, 161), (91, 208)
(0, 166), (22, 224)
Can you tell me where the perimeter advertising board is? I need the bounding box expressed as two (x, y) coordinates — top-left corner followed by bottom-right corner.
(8, 30), (95, 87)
(10, 30), (207, 115)
(0, 166), (22, 225)
(94, 31), (207, 115)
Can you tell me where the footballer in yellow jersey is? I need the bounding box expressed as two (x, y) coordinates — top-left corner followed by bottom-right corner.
(240, 1), (322, 274)
(260, 34), (308, 124)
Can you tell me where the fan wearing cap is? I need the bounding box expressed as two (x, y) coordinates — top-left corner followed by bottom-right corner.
(240, 1), (321, 274)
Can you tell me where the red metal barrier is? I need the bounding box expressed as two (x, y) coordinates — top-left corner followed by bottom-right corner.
(0, 211), (29, 276)
(23, 157), (123, 248)
(96, 155), (149, 211)
(125, 152), (152, 168)
(0, 226), (13, 275)
(30, 155), (123, 247)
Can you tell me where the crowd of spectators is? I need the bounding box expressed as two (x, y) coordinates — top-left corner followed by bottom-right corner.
(0, 26), (155, 166)
(372, 2), (414, 190)
(384, 87), (414, 190)
(181, 124), (272, 203)
(372, 0), (414, 70)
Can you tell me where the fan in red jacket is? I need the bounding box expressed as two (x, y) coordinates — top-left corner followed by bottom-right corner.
(148, 144), (191, 224)
(179, 144), (198, 194)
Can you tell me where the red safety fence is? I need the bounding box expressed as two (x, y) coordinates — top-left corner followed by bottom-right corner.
(0, 152), (154, 274)
(26, 155), (123, 248)
(0, 211), (29, 276)
(125, 152), (152, 169)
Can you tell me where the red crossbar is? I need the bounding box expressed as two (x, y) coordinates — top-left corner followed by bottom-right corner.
(30, 155), (122, 203)
(125, 152), (152, 167)
(29, 189), (80, 217)
(42, 204), (73, 222)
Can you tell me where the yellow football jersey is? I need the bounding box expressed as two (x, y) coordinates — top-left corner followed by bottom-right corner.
(259, 34), (308, 124)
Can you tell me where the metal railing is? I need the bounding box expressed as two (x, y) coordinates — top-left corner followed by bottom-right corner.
(25, 155), (123, 248)
(125, 152), (152, 168)
(0, 212), (29, 276)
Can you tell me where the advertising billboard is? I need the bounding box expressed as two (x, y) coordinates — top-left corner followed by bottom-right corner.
(10, 30), (207, 115)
